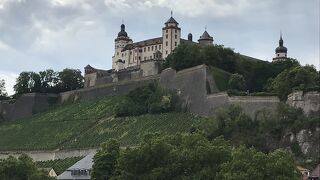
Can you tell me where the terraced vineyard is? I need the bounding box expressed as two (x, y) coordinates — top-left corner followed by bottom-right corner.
(63, 113), (205, 149)
(0, 95), (207, 151)
(36, 156), (83, 175)
(0, 96), (122, 151)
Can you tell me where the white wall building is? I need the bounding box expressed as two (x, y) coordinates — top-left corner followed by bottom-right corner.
(111, 15), (214, 71)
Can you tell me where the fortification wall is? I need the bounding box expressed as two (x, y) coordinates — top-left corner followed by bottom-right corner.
(59, 74), (160, 103)
(287, 91), (320, 116)
(0, 93), (58, 121)
(0, 149), (97, 161)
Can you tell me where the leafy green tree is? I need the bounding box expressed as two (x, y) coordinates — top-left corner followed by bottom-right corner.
(57, 68), (84, 91)
(13, 72), (41, 95)
(0, 154), (53, 180)
(268, 65), (319, 100)
(0, 79), (7, 97)
(91, 139), (120, 180)
(39, 69), (59, 93)
(228, 73), (246, 91)
(217, 147), (300, 180)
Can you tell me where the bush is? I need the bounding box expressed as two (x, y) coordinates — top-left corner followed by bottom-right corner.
(228, 73), (246, 90)
(115, 83), (178, 117)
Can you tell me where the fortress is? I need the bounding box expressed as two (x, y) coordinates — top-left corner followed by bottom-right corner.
(83, 14), (289, 89)
(1, 15), (315, 122)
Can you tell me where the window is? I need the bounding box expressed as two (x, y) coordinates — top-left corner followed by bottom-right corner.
(166, 41), (168, 46)
(166, 30), (168, 33)
(130, 51), (132, 55)
(144, 47), (146, 52)
(144, 57), (146, 60)
(175, 29), (177, 33)
(175, 34), (177, 39)
(155, 46), (157, 50)
(166, 50), (168, 54)
(159, 45), (161, 50)
(122, 53), (123, 57)
(175, 42), (177, 46)
(151, 46), (154, 51)
(166, 34), (168, 39)
(138, 56), (141, 60)
(117, 52), (119, 55)
(148, 47), (150, 51)
(150, 56), (152, 59)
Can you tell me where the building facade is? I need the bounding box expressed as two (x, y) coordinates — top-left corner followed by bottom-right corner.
(111, 15), (214, 71)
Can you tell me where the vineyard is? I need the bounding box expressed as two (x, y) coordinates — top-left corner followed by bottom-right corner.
(36, 156), (83, 175)
(0, 95), (207, 151)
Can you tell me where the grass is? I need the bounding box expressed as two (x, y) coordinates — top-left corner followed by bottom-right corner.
(0, 95), (207, 151)
(36, 156), (83, 175)
(209, 66), (231, 91)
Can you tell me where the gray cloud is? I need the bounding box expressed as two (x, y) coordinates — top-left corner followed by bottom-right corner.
(0, 0), (319, 95)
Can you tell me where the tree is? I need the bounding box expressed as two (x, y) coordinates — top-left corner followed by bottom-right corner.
(0, 154), (54, 180)
(228, 73), (246, 91)
(217, 147), (300, 180)
(39, 69), (59, 93)
(91, 139), (120, 180)
(13, 72), (41, 95)
(267, 65), (319, 100)
(0, 79), (7, 97)
(57, 68), (84, 91)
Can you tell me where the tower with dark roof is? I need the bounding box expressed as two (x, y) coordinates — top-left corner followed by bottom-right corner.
(198, 28), (214, 45)
(162, 12), (181, 59)
(112, 24), (133, 70)
(273, 32), (288, 61)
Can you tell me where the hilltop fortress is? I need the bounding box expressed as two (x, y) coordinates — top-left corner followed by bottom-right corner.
(1, 15), (318, 122)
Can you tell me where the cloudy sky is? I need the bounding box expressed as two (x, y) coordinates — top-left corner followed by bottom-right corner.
(0, 0), (319, 95)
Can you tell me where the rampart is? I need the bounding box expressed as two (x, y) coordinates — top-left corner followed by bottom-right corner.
(2, 64), (318, 121)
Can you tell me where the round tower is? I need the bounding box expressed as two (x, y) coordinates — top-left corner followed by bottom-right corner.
(198, 28), (213, 46)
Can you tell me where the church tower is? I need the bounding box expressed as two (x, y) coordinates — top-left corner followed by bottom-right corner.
(273, 32), (288, 61)
(162, 12), (181, 59)
(112, 24), (132, 70)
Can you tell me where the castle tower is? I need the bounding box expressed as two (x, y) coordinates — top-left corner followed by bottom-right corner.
(112, 24), (132, 70)
(273, 32), (288, 61)
(162, 12), (181, 59)
(198, 28), (213, 46)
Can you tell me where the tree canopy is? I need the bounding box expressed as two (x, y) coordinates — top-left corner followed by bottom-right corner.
(0, 154), (54, 180)
(13, 68), (84, 95)
(92, 133), (300, 180)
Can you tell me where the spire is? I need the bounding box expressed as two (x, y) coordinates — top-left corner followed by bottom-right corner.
(171, 10), (173, 17)
(279, 30), (284, 46)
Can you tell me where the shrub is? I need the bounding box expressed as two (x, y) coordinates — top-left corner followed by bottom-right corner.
(115, 83), (177, 117)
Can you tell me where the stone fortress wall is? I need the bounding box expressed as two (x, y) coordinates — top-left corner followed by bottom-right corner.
(0, 65), (319, 121)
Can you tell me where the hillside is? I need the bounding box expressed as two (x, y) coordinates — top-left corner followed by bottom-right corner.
(0, 95), (205, 151)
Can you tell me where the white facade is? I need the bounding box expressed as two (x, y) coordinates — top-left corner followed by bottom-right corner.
(111, 16), (214, 71)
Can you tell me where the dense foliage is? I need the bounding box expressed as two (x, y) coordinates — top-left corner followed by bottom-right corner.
(36, 157), (83, 175)
(163, 44), (301, 94)
(13, 68), (84, 95)
(0, 154), (54, 180)
(228, 73), (246, 91)
(92, 134), (300, 180)
(266, 65), (320, 100)
(115, 83), (177, 117)
(197, 104), (319, 162)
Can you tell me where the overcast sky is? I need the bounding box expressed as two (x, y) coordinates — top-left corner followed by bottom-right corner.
(0, 0), (319, 95)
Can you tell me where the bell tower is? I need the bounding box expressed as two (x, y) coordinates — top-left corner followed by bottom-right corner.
(162, 12), (181, 59)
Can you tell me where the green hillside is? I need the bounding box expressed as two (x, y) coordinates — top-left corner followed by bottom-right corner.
(0, 96), (205, 151)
